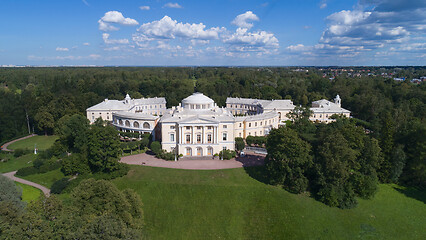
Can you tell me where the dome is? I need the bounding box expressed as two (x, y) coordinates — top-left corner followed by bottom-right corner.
(181, 92), (215, 110)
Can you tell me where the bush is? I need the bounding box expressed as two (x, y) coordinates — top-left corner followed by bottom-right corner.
(16, 166), (39, 177)
(38, 158), (61, 173)
(156, 150), (175, 161)
(219, 149), (236, 160)
(13, 149), (32, 158)
(235, 137), (245, 151)
(50, 177), (70, 194)
(61, 154), (91, 176)
(150, 141), (162, 155)
(93, 163), (130, 180)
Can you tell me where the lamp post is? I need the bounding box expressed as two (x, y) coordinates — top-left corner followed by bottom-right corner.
(174, 147), (177, 161)
(220, 151), (223, 161)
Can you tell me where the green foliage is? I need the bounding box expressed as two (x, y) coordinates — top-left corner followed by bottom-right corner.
(34, 108), (55, 135)
(16, 166), (39, 177)
(156, 150), (175, 161)
(50, 177), (70, 194)
(13, 148), (31, 158)
(0, 175), (25, 210)
(219, 149), (236, 160)
(150, 141), (162, 155)
(265, 127), (313, 193)
(61, 153), (90, 176)
(235, 137), (245, 151)
(87, 124), (122, 173)
(55, 114), (89, 153)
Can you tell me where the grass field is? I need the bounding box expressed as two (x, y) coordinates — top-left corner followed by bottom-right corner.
(113, 166), (426, 240)
(21, 169), (65, 188)
(16, 182), (42, 203)
(7, 135), (58, 151)
(0, 153), (36, 173)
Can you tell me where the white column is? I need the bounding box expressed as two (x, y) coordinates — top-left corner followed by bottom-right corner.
(180, 126), (183, 144)
(191, 126), (194, 144)
(215, 126), (219, 144)
(202, 126), (205, 144)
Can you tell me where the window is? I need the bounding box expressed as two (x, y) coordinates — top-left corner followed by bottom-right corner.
(255, 122), (257, 127)
(223, 125), (227, 129)
(125, 120), (130, 127)
(239, 123), (242, 127)
(186, 134), (191, 143)
(107, 116), (109, 120)
(223, 146), (227, 151)
(143, 122), (150, 129)
(239, 133), (242, 137)
(260, 121), (263, 126)
(170, 125), (175, 129)
(170, 134), (175, 142)
(260, 131), (262, 135)
(197, 126), (202, 130)
(249, 123), (251, 127)
(197, 134), (201, 143)
(223, 133), (227, 141)
(186, 126), (191, 130)
(196, 105), (200, 109)
(207, 134), (212, 143)
(133, 121), (139, 128)
(207, 126), (212, 130)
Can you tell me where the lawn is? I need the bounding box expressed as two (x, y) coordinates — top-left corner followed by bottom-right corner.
(112, 166), (426, 240)
(0, 153), (36, 173)
(21, 169), (65, 188)
(7, 135), (58, 151)
(16, 182), (42, 203)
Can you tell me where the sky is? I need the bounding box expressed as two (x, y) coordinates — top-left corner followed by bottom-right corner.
(0, 0), (425, 66)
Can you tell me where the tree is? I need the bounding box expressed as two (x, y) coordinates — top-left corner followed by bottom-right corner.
(55, 114), (89, 153)
(61, 153), (91, 176)
(265, 127), (313, 193)
(0, 175), (25, 210)
(87, 124), (122, 172)
(235, 137), (245, 152)
(150, 141), (162, 155)
(34, 108), (55, 135)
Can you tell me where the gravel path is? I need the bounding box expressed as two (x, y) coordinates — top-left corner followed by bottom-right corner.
(2, 171), (50, 197)
(1, 134), (37, 152)
(120, 153), (265, 170)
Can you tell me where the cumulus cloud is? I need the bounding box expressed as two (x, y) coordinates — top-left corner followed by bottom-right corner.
(83, 42), (90, 46)
(102, 33), (129, 44)
(98, 11), (139, 31)
(140, 6), (150, 10)
(56, 47), (69, 52)
(135, 16), (223, 41)
(163, 3), (183, 9)
(224, 28), (278, 47)
(231, 11), (259, 29)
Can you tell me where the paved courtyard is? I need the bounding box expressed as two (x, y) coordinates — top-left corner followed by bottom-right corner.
(120, 152), (265, 170)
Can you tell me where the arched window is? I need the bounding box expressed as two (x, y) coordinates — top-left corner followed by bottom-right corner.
(133, 121), (140, 128)
(143, 122), (150, 129)
(119, 119), (123, 126)
(186, 147), (192, 156)
(125, 120), (130, 127)
(197, 147), (203, 156)
(207, 147), (213, 156)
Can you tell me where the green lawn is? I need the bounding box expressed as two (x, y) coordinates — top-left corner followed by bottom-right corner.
(7, 135), (58, 151)
(0, 153), (36, 173)
(16, 182), (42, 203)
(21, 169), (65, 188)
(112, 166), (426, 240)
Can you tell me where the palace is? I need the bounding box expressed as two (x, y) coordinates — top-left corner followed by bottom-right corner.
(86, 92), (350, 157)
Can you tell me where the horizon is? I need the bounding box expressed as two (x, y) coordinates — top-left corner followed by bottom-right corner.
(1, 0), (425, 66)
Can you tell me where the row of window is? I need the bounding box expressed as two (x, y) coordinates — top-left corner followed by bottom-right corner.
(170, 132), (227, 143)
(135, 104), (164, 111)
(116, 119), (151, 129)
(171, 126), (219, 130)
(187, 104), (212, 109)
(236, 119), (275, 128)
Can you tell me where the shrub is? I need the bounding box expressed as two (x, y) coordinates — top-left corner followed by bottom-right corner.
(50, 177), (70, 194)
(39, 158), (62, 173)
(16, 166), (39, 177)
(13, 149), (31, 158)
(61, 154), (90, 176)
(219, 149), (236, 160)
(156, 150), (175, 161)
(93, 163), (130, 180)
(150, 141), (162, 155)
(246, 136), (255, 146)
(235, 137), (245, 151)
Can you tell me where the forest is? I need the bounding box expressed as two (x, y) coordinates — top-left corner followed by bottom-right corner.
(0, 66), (424, 191)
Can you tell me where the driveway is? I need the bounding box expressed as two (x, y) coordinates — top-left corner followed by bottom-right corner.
(1, 134), (36, 152)
(120, 153), (265, 170)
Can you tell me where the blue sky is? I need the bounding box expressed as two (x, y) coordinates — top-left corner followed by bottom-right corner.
(0, 0), (425, 66)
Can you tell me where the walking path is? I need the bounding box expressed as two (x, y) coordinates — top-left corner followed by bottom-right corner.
(1, 134), (37, 152)
(121, 152), (265, 170)
(2, 171), (50, 197)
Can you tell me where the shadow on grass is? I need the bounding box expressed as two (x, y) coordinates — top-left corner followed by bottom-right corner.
(393, 186), (426, 204)
(243, 165), (270, 185)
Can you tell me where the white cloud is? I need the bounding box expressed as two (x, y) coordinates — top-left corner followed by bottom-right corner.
(102, 33), (129, 44)
(286, 44), (311, 52)
(98, 11), (138, 31)
(320, 3), (327, 9)
(140, 6), (150, 10)
(83, 42), (90, 46)
(82, 0), (89, 6)
(224, 28), (279, 49)
(163, 3), (183, 9)
(231, 11), (259, 29)
(135, 16), (223, 41)
(56, 47), (69, 52)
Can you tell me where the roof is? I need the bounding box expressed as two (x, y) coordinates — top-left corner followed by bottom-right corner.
(234, 111), (279, 122)
(87, 97), (166, 111)
(311, 99), (350, 113)
(182, 92), (214, 105)
(226, 97), (271, 106)
(263, 100), (295, 110)
(160, 106), (235, 123)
